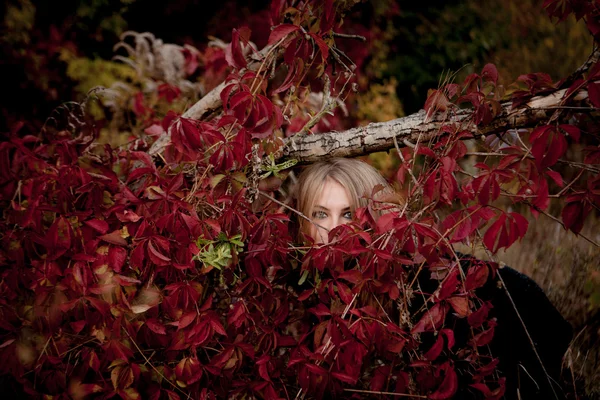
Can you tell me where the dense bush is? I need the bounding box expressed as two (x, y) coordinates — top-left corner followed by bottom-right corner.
(1, 0), (599, 398)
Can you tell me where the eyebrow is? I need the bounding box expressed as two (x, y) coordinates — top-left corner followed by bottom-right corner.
(314, 205), (351, 212)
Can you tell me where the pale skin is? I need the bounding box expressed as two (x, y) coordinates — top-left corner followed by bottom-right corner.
(309, 179), (353, 244)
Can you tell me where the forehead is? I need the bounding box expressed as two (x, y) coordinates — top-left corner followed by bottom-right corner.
(314, 179), (352, 208)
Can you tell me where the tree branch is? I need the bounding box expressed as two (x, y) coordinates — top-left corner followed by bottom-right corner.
(278, 82), (593, 163)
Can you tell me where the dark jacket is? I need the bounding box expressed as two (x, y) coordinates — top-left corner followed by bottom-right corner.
(473, 263), (572, 399)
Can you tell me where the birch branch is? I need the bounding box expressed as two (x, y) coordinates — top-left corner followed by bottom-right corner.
(278, 84), (593, 163)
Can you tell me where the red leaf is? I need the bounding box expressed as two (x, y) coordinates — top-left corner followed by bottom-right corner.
(370, 365), (391, 392)
(510, 212), (529, 240)
(471, 323), (495, 347)
(336, 281), (354, 304)
(468, 301), (492, 328)
(425, 334), (444, 360)
(473, 358), (499, 380)
(47, 217), (72, 257)
(84, 219), (109, 234)
(116, 210), (141, 223)
(256, 355), (272, 382)
(566, 78), (585, 98)
(429, 363), (458, 399)
(177, 312), (196, 330)
(530, 125), (567, 169)
(584, 145), (600, 164)
(481, 63), (498, 84)
(437, 267), (460, 300)
(545, 170), (564, 187)
(298, 289), (313, 301)
(414, 223), (439, 240)
(147, 241), (171, 266)
(108, 246), (127, 273)
(483, 213), (505, 253)
(337, 270), (363, 285)
(268, 24), (300, 45)
(209, 317), (226, 336)
(309, 304), (331, 317)
(273, 58), (302, 94)
(308, 32), (329, 60)
(70, 320), (86, 334)
(331, 371), (357, 385)
(559, 124), (581, 142)
(146, 319), (167, 335)
(447, 296), (469, 317)
(227, 302), (247, 328)
(411, 303), (447, 334)
(442, 210), (474, 243)
(588, 82), (600, 108)
(465, 263), (489, 291)
(86, 297), (110, 316)
(130, 244), (145, 268)
(114, 274), (141, 286)
(441, 329), (455, 349)
(306, 363), (328, 376)
(226, 29), (247, 69)
(562, 201), (589, 234)
(100, 230), (128, 246)
(424, 90), (451, 120)
(416, 145), (437, 159)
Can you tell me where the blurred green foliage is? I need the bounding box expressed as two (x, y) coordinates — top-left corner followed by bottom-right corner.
(368, 0), (592, 113)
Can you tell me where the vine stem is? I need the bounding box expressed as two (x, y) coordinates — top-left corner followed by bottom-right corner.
(343, 388), (427, 398)
(250, 36), (286, 95)
(526, 202), (600, 248)
(259, 190), (329, 234)
(331, 32), (366, 41)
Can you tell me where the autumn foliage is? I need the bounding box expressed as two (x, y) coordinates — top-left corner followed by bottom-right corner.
(0, 0), (599, 399)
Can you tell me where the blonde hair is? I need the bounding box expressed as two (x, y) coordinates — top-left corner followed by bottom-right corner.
(295, 158), (393, 238)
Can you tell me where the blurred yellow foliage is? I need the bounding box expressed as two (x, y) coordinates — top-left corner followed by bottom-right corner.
(63, 55), (138, 95)
(356, 77), (404, 123)
(2, 0), (35, 46)
(354, 77), (404, 178)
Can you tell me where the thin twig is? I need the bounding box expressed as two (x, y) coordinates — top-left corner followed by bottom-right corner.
(258, 191), (329, 235)
(124, 328), (189, 397)
(526, 203), (600, 248)
(343, 388), (427, 397)
(332, 32), (367, 41)
(394, 135), (419, 188)
(299, 75), (337, 135)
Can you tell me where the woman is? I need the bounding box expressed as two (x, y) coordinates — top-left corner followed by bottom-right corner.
(293, 157), (572, 399)
(294, 157), (394, 243)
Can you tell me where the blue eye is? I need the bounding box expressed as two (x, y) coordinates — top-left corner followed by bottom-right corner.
(312, 211), (327, 219)
(343, 211), (352, 219)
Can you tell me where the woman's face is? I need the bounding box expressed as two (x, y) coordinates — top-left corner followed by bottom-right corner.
(308, 178), (353, 244)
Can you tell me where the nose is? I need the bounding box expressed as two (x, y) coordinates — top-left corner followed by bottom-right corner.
(329, 215), (342, 231)
(316, 216), (342, 244)
(322, 216), (342, 239)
